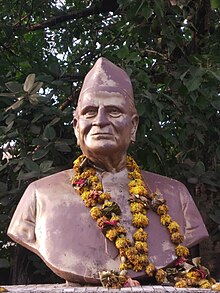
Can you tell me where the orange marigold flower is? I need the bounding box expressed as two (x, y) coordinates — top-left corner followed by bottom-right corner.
(133, 263), (144, 272)
(175, 279), (188, 288)
(168, 221), (180, 233)
(134, 241), (148, 253)
(110, 215), (120, 222)
(132, 213), (149, 228)
(175, 245), (190, 258)
(171, 232), (184, 244)
(115, 237), (131, 249)
(130, 186), (147, 196)
(155, 269), (167, 284)
(133, 228), (148, 242)
(90, 207), (102, 220)
(130, 202), (145, 214)
(120, 263), (128, 271)
(157, 204), (169, 215)
(160, 214), (172, 226)
(146, 263), (156, 277)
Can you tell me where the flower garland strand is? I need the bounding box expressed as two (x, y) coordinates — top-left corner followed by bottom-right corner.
(72, 154), (216, 289)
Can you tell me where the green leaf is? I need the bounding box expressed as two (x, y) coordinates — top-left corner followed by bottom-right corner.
(23, 157), (40, 172)
(23, 73), (36, 93)
(55, 141), (71, 152)
(193, 161), (205, 176)
(40, 160), (53, 173)
(5, 81), (23, 93)
(184, 77), (202, 92)
(117, 46), (129, 59)
(32, 149), (49, 161)
(210, 0), (220, 9)
(43, 125), (56, 140)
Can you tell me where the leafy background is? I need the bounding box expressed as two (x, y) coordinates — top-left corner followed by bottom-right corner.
(0, 0), (220, 284)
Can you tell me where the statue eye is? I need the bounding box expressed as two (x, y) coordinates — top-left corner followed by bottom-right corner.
(83, 108), (97, 118)
(108, 107), (122, 117)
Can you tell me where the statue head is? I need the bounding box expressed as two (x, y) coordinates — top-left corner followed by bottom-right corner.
(74, 57), (139, 163)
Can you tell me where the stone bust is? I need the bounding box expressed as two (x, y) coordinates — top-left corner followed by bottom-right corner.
(7, 57), (208, 286)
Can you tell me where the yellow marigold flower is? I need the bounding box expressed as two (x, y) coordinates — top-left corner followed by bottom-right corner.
(155, 269), (167, 284)
(106, 228), (118, 241)
(171, 232), (184, 244)
(130, 202), (145, 214)
(157, 204), (169, 215)
(146, 263), (156, 277)
(120, 263), (128, 271)
(115, 237), (131, 249)
(175, 279), (188, 288)
(160, 214), (172, 226)
(134, 241), (148, 253)
(128, 170), (142, 180)
(133, 263), (144, 272)
(81, 191), (90, 202)
(110, 215), (120, 222)
(125, 247), (138, 263)
(128, 179), (145, 188)
(168, 221), (180, 233)
(186, 271), (201, 280)
(175, 245), (190, 257)
(132, 213), (149, 228)
(96, 182), (103, 191)
(98, 192), (111, 203)
(133, 228), (148, 242)
(102, 201), (113, 208)
(199, 279), (211, 289)
(138, 254), (148, 264)
(186, 278), (198, 287)
(90, 206), (102, 220)
(97, 216), (108, 228)
(81, 169), (95, 179)
(117, 225), (127, 236)
(130, 186), (147, 196)
(89, 175), (99, 183)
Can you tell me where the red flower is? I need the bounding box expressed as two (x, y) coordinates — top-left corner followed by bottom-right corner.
(175, 257), (188, 266)
(72, 179), (85, 187)
(103, 219), (118, 227)
(196, 269), (207, 279)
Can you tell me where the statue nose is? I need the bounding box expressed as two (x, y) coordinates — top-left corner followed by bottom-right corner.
(92, 107), (110, 127)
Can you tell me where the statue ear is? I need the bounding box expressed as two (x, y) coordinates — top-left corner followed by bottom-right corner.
(73, 115), (80, 145)
(131, 115), (139, 143)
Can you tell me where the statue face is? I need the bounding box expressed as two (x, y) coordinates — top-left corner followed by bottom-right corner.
(74, 91), (138, 157)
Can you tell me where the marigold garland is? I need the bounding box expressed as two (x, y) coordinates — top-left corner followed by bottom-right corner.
(72, 154), (216, 289)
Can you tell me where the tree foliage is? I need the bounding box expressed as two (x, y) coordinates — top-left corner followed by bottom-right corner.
(0, 0), (220, 284)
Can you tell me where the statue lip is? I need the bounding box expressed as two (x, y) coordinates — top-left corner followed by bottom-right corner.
(91, 133), (112, 136)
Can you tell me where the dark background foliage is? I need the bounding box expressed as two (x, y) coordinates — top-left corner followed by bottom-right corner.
(0, 0), (220, 284)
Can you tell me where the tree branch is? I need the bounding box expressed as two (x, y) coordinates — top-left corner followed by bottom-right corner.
(13, 1), (119, 32)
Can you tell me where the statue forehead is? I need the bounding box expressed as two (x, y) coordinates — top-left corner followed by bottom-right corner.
(78, 91), (127, 108)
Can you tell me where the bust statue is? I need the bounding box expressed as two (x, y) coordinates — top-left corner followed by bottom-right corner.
(7, 57), (209, 287)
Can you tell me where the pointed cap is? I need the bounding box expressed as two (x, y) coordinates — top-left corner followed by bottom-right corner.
(79, 57), (133, 101)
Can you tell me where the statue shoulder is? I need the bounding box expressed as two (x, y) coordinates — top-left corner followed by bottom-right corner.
(141, 169), (187, 190)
